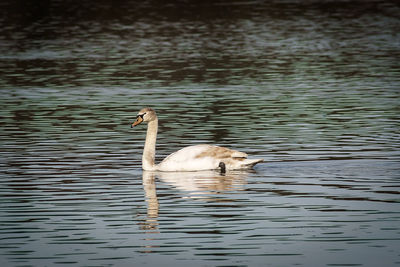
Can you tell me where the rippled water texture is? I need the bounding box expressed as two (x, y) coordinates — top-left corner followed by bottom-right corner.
(1, 1), (400, 266)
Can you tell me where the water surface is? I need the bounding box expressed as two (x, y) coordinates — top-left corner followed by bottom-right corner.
(1, 1), (399, 266)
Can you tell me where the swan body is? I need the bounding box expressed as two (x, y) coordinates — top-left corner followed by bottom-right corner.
(131, 107), (263, 172)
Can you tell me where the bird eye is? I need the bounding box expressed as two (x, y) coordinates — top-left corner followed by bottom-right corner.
(137, 112), (146, 119)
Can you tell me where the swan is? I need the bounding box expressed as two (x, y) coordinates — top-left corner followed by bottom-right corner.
(131, 107), (263, 172)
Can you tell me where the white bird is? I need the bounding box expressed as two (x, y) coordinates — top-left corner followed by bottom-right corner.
(131, 107), (263, 172)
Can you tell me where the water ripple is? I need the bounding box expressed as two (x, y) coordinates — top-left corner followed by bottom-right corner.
(1, 1), (400, 266)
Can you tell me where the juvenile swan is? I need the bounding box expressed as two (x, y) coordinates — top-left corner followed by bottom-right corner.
(131, 107), (263, 172)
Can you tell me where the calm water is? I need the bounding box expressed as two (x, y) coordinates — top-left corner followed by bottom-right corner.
(1, 1), (400, 266)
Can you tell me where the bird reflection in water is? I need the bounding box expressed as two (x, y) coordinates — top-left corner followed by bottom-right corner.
(140, 171), (159, 233)
(139, 170), (250, 232)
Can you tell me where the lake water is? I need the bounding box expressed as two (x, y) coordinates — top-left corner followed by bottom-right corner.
(1, 1), (400, 266)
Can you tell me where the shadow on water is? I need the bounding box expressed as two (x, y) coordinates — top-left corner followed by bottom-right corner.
(1, 1), (400, 87)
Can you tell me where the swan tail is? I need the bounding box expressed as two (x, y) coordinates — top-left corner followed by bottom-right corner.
(231, 158), (263, 170)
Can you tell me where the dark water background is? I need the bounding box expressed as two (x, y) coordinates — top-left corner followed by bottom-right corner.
(1, 0), (400, 266)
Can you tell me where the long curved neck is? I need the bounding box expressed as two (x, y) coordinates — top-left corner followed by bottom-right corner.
(142, 118), (158, 170)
